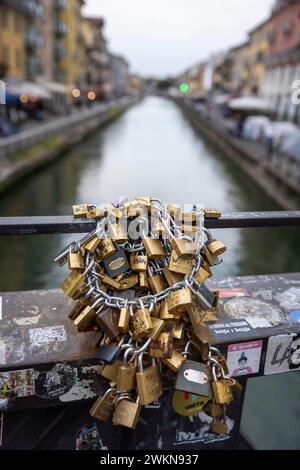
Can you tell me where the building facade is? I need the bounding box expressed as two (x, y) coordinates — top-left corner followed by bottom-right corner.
(228, 41), (250, 94)
(176, 62), (206, 98)
(246, 18), (272, 95)
(261, 0), (300, 123)
(109, 53), (129, 98)
(82, 16), (111, 99)
(0, 0), (28, 78)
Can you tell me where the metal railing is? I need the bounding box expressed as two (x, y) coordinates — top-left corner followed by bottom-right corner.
(0, 211), (300, 236)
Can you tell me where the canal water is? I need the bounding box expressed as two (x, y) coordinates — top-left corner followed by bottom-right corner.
(0, 96), (299, 449)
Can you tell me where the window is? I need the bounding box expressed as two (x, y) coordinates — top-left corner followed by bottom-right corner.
(1, 7), (8, 29)
(14, 12), (21, 32)
(15, 49), (21, 70)
(3, 46), (9, 65)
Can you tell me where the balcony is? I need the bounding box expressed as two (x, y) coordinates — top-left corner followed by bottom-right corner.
(54, 43), (67, 59)
(55, 0), (67, 10)
(26, 27), (43, 49)
(55, 21), (68, 36)
(266, 48), (300, 66)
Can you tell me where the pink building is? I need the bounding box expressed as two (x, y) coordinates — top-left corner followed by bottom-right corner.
(269, 0), (300, 57)
(262, 0), (300, 123)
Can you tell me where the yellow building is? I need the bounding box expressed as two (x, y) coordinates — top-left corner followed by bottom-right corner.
(229, 41), (251, 94)
(177, 63), (206, 98)
(244, 18), (272, 94)
(54, 0), (85, 86)
(0, 1), (26, 78)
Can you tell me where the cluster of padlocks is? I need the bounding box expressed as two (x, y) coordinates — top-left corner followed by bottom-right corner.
(55, 197), (241, 433)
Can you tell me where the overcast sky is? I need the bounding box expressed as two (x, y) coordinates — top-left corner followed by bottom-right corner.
(84, 0), (274, 77)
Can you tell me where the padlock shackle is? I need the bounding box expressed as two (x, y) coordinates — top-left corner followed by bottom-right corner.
(114, 393), (134, 407)
(211, 361), (226, 381)
(123, 347), (135, 364)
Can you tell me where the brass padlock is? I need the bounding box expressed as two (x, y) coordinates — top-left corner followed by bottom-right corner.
(87, 207), (106, 219)
(84, 236), (101, 253)
(68, 297), (88, 320)
(118, 304), (130, 333)
(118, 275), (139, 290)
(171, 239), (197, 258)
(99, 238), (116, 259)
(207, 239), (227, 257)
(90, 388), (116, 422)
(210, 289), (220, 311)
(168, 288), (193, 315)
(182, 224), (199, 234)
(149, 331), (173, 358)
(101, 359), (122, 382)
(162, 267), (184, 287)
(182, 211), (199, 224)
(60, 270), (85, 298)
(72, 204), (89, 218)
(204, 209), (221, 219)
(159, 300), (180, 321)
(152, 219), (167, 237)
(201, 260), (212, 277)
(68, 246), (84, 270)
(210, 419), (228, 435)
(143, 238), (166, 260)
(130, 253), (148, 272)
(101, 275), (120, 290)
(112, 396), (141, 429)
(187, 304), (206, 329)
(116, 349), (137, 392)
(131, 306), (152, 339)
(74, 298), (102, 331)
(172, 390), (211, 417)
(148, 272), (166, 294)
(71, 283), (88, 300)
(173, 321), (185, 340)
(109, 223), (128, 244)
(148, 318), (165, 340)
(211, 364), (234, 404)
(136, 354), (163, 405)
(138, 271), (150, 292)
(166, 203), (182, 221)
(107, 206), (123, 219)
(95, 306), (120, 339)
(168, 250), (194, 275)
(134, 196), (152, 207)
(209, 401), (224, 418)
(162, 350), (186, 372)
(194, 266), (211, 284)
(201, 245), (217, 266)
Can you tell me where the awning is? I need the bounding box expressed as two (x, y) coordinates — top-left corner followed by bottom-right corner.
(229, 96), (271, 112)
(37, 80), (70, 94)
(6, 80), (51, 100)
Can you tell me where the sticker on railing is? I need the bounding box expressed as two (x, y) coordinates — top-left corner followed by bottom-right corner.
(264, 334), (300, 375)
(219, 288), (250, 298)
(0, 368), (35, 399)
(28, 325), (67, 347)
(227, 340), (263, 377)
